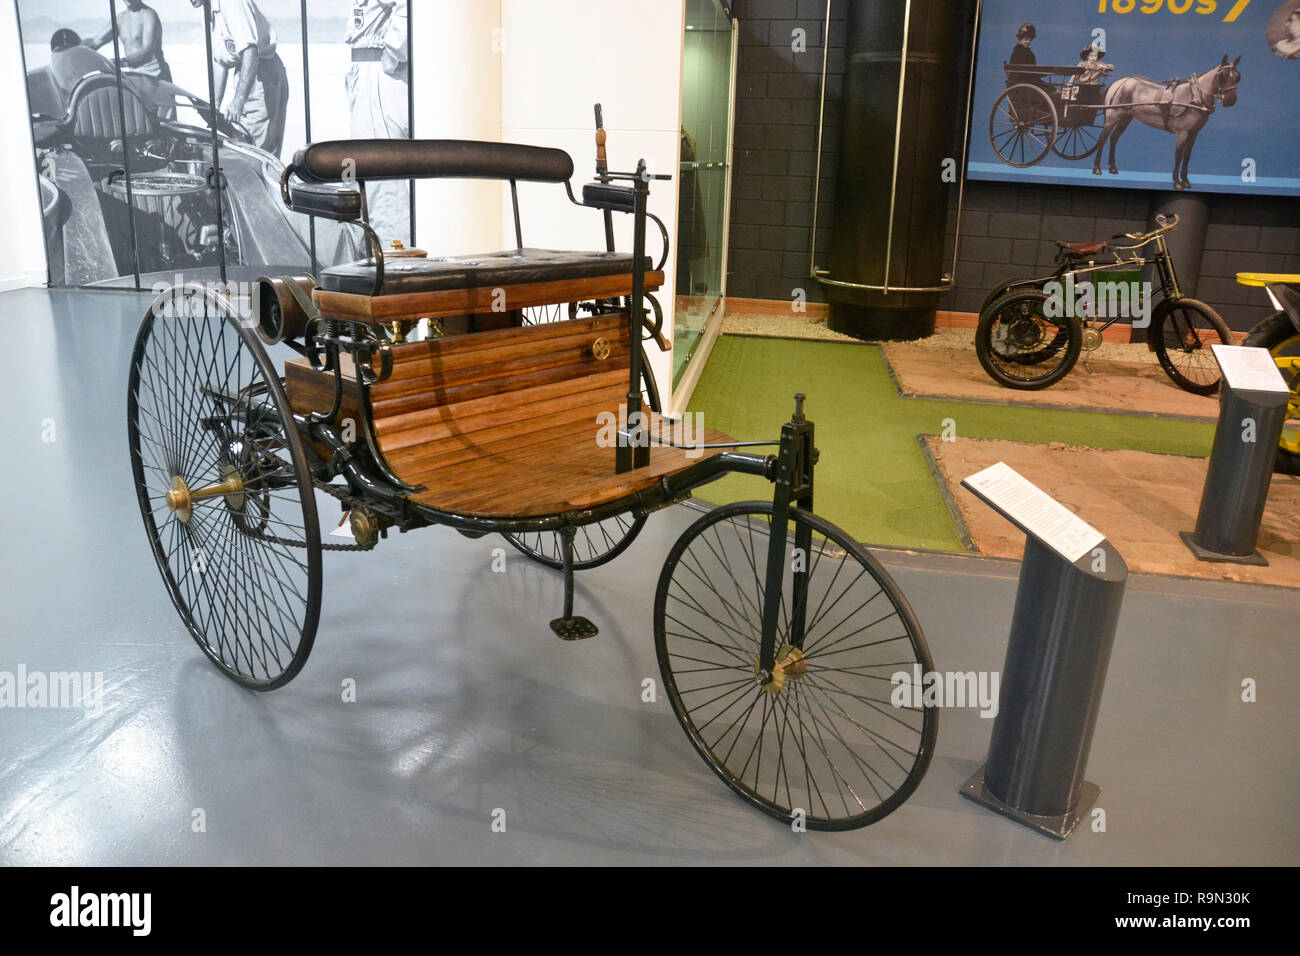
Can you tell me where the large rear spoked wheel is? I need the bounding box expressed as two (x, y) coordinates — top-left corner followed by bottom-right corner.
(127, 286), (322, 690)
(655, 502), (937, 830)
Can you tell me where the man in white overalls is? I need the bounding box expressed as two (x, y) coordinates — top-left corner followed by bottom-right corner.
(191, 0), (289, 158)
(346, 1), (410, 244)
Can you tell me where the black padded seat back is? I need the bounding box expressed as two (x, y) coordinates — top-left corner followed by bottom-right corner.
(291, 139), (575, 185)
(319, 248), (645, 296)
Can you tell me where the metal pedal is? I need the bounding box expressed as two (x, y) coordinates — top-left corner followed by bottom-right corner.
(550, 616), (599, 641)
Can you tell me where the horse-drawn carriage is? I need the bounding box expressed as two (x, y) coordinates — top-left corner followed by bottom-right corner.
(990, 56), (1242, 189)
(990, 63), (1107, 167)
(126, 118), (937, 830)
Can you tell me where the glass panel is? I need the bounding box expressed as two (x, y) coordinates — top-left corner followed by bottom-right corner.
(15, 0), (321, 287)
(204, 0), (314, 282)
(113, 0), (229, 287)
(675, 0), (733, 386)
(307, 0), (412, 267)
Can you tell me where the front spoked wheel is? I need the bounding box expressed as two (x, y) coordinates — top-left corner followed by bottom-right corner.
(127, 286), (322, 689)
(655, 502), (937, 830)
(1150, 297), (1232, 395)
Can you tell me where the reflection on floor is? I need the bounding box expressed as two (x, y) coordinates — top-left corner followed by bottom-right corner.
(1, 287), (1296, 865)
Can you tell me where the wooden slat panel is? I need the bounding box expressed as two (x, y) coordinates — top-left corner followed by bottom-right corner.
(384, 401), (615, 474)
(372, 357), (624, 418)
(407, 442), (728, 518)
(374, 317), (628, 387)
(386, 313), (627, 363)
(380, 382), (624, 453)
(402, 411), (735, 516)
(284, 359), (360, 424)
(400, 417), (614, 483)
(313, 272), (664, 323)
(282, 306), (741, 520)
(375, 368), (627, 439)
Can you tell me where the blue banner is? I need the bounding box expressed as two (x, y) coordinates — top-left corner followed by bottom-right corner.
(968, 0), (1300, 195)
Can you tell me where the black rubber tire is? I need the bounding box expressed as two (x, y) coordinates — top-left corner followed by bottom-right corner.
(502, 349), (660, 570)
(978, 274), (1042, 319)
(128, 286), (322, 690)
(654, 501), (938, 831)
(976, 288), (1082, 390)
(1150, 298), (1233, 396)
(1243, 311), (1300, 475)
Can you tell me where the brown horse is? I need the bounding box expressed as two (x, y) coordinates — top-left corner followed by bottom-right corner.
(1092, 56), (1241, 190)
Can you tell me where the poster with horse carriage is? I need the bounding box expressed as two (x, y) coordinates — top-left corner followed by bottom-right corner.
(968, 0), (1300, 196)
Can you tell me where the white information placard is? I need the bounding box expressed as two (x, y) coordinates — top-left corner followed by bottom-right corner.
(1211, 344), (1290, 396)
(963, 462), (1106, 564)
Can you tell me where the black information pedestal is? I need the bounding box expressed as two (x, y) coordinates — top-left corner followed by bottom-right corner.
(958, 464), (1128, 841)
(1181, 345), (1290, 566)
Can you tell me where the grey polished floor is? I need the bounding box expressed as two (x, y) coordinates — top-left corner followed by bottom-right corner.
(1, 287), (1296, 866)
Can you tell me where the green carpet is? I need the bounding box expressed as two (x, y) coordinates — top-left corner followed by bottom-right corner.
(685, 336), (1217, 552)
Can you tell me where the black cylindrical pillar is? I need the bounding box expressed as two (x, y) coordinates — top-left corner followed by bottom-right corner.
(1181, 383), (1290, 564)
(824, 0), (969, 341)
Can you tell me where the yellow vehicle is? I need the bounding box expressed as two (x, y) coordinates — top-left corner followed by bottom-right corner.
(1238, 273), (1300, 474)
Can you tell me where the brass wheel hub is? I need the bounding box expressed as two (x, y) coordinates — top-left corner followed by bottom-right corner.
(165, 466), (246, 524)
(755, 644), (808, 695)
(1082, 327), (1103, 352)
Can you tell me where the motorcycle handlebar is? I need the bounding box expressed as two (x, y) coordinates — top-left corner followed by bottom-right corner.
(1114, 213), (1180, 245)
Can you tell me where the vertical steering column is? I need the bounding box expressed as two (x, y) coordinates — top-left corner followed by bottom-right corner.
(757, 395), (817, 684)
(617, 160), (652, 474)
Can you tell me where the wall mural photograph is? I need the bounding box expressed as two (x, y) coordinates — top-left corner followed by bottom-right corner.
(17, 0), (412, 288)
(969, 0), (1300, 196)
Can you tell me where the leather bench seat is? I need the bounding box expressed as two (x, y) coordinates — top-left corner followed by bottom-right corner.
(319, 247), (649, 296)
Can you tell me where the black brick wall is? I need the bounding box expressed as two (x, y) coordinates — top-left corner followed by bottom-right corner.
(726, 0), (1300, 332)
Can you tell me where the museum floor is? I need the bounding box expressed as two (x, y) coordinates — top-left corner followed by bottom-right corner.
(1, 288), (1296, 866)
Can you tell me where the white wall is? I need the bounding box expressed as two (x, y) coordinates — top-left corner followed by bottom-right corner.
(411, 0), (504, 256)
(499, 0), (684, 399)
(0, 3), (48, 290)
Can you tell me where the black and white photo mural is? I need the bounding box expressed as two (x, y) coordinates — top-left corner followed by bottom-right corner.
(308, 0), (411, 251)
(17, 0), (412, 288)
